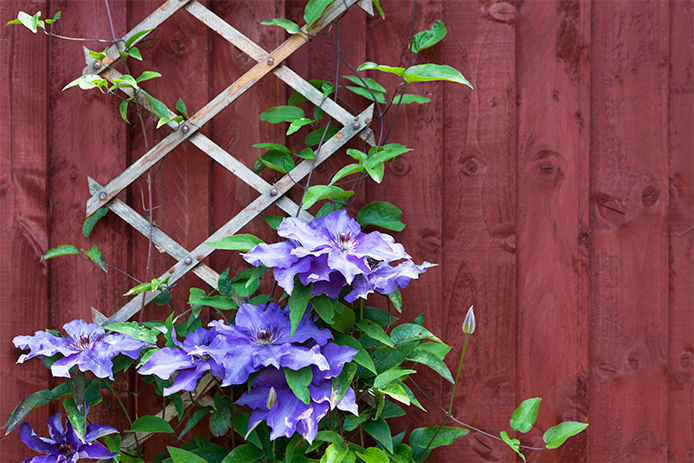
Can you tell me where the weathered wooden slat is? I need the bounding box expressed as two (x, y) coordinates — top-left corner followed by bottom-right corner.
(184, 0), (375, 146)
(103, 105), (373, 325)
(86, 0), (365, 216)
(515, 1), (591, 461)
(87, 177), (221, 290)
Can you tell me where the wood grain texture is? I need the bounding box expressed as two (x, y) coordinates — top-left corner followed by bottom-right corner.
(439, 1), (517, 461)
(0, 1), (50, 460)
(667, 0), (694, 461)
(589, 1), (670, 461)
(516, 1), (590, 461)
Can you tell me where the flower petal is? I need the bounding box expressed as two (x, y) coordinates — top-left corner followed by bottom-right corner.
(138, 348), (194, 379)
(85, 424), (118, 442)
(77, 441), (118, 459)
(45, 413), (65, 442)
(14, 332), (76, 363)
(278, 217), (331, 251)
(62, 320), (104, 340)
(163, 366), (204, 395)
(50, 353), (80, 378)
(20, 422), (59, 455)
(243, 242), (298, 268)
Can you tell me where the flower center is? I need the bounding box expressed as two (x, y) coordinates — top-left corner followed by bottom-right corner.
(365, 256), (380, 269)
(254, 329), (279, 346)
(70, 334), (102, 351)
(335, 232), (357, 251)
(58, 442), (74, 457)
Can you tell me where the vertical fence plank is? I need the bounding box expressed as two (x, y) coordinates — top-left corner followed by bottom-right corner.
(516, 1), (590, 461)
(438, 1), (516, 461)
(589, 1), (669, 461)
(0, 1), (49, 460)
(668, 0), (694, 460)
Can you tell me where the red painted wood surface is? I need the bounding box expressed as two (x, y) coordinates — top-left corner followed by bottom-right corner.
(1, 0), (692, 462)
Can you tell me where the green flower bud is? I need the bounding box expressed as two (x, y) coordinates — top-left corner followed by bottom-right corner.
(266, 386), (278, 409)
(462, 305), (475, 334)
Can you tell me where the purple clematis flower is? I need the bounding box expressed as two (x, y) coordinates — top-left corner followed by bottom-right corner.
(137, 325), (228, 396)
(210, 302), (332, 385)
(13, 320), (151, 380)
(236, 342), (358, 443)
(20, 413), (117, 462)
(243, 210), (431, 300)
(345, 259), (436, 302)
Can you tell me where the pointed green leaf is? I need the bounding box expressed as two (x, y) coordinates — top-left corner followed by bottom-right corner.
(104, 322), (158, 344)
(288, 282), (312, 338)
(374, 368), (416, 389)
(310, 295), (335, 324)
(510, 398), (541, 433)
(357, 62), (405, 77)
(63, 397), (86, 441)
(329, 163), (363, 185)
(168, 446), (209, 463)
(124, 29), (153, 49)
(188, 292), (238, 311)
(82, 245), (107, 272)
(343, 75), (386, 93)
(119, 100), (129, 123)
(82, 208), (109, 238)
(112, 74), (138, 88)
(178, 406), (213, 439)
(175, 98), (188, 119)
(301, 185), (354, 210)
(261, 214), (284, 230)
(407, 346), (453, 383)
(378, 383), (410, 406)
(207, 234), (263, 251)
(500, 431), (525, 461)
(221, 443), (264, 463)
(390, 323), (441, 345)
(396, 94), (431, 104)
(129, 415), (174, 434)
(356, 319), (394, 347)
(357, 201), (405, 232)
(261, 18), (301, 34)
(260, 105), (305, 123)
(304, 0), (335, 26)
(355, 447), (389, 463)
(411, 20), (447, 53)
(334, 334), (376, 374)
(284, 366), (312, 405)
(41, 245), (80, 261)
(286, 117), (314, 135)
(135, 71), (161, 83)
(333, 362), (357, 403)
(305, 126), (339, 146)
(543, 421), (588, 449)
(253, 142), (291, 154)
(410, 426), (468, 449)
(363, 419), (393, 453)
(126, 47), (142, 61)
(260, 150), (296, 173)
(345, 86), (386, 103)
(3, 390), (52, 434)
(403, 64), (473, 88)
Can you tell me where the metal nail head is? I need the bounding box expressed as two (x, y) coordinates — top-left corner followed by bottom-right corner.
(269, 187), (279, 197)
(98, 192), (107, 200)
(181, 124), (190, 134)
(352, 121), (360, 130)
(94, 62), (102, 69)
(184, 257), (192, 265)
(267, 57), (274, 66)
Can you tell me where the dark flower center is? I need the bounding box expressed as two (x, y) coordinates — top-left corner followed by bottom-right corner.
(365, 256), (380, 269)
(70, 334), (102, 351)
(335, 232), (357, 251)
(254, 329), (279, 346)
(58, 442), (74, 456)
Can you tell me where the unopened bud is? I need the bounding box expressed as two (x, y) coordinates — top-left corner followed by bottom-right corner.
(462, 305), (475, 334)
(266, 387), (278, 409)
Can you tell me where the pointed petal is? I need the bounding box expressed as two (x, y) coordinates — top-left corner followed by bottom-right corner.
(138, 348), (193, 379)
(85, 424), (118, 441)
(20, 422), (59, 455)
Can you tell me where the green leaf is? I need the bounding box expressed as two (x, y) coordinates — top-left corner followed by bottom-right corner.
(153, 289), (172, 306)
(119, 100), (130, 123)
(188, 292), (238, 311)
(221, 443), (264, 463)
(374, 368), (416, 389)
(390, 323), (442, 345)
(178, 406), (213, 439)
(500, 431), (525, 461)
(310, 295), (334, 324)
(333, 362), (357, 404)
(261, 214), (284, 230)
(355, 447), (389, 463)
(331, 302), (355, 332)
(378, 383), (410, 406)
(126, 47), (142, 61)
(260, 150), (296, 173)
(171, 394), (184, 421)
(88, 50), (106, 60)
(63, 397), (86, 441)
(407, 346), (453, 383)
(142, 91), (170, 119)
(388, 289), (402, 312)
(363, 305), (398, 326)
(346, 149), (367, 161)
(297, 147), (316, 159)
(372, 0), (385, 18)
(321, 442), (350, 463)
(510, 398), (541, 433)
(207, 234), (263, 252)
(15, 11), (42, 33)
(411, 20), (447, 53)
(62, 75), (107, 91)
(304, 126), (339, 146)
(128, 415), (174, 434)
(288, 282), (312, 338)
(112, 74), (139, 88)
(410, 426), (468, 450)
(368, 143), (412, 164)
(136, 71), (161, 83)
(209, 405), (232, 437)
(124, 29), (153, 49)
(357, 62), (405, 77)
(175, 98), (189, 119)
(334, 335), (375, 374)
(396, 94), (431, 104)
(284, 367), (312, 405)
(168, 446), (208, 463)
(329, 163), (363, 185)
(345, 86), (386, 103)
(543, 421), (588, 449)
(363, 419), (393, 453)
(304, 0), (334, 26)
(82, 245), (107, 272)
(104, 322), (158, 344)
(343, 75), (386, 94)
(260, 105), (305, 123)
(3, 390), (52, 434)
(41, 245), (79, 261)
(363, 161), (384, 183)
(261, 18), (301, 34)
(82, 208), (109, 238)
(301, 185), (354, 210)
(253, 142), (292, 154)
(287, 117), (314, 135)
(356, 319), (394, 347)
(403, 64), (473, 88)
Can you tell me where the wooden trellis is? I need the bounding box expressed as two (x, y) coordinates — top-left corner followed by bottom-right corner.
(83, 0), (376, 326)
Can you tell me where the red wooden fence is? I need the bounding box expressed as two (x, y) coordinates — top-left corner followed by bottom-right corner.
(1, 0), (692, 461)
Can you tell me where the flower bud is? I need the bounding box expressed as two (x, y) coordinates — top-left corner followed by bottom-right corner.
(462, 305), (475, 334)
(266, 387), (278, 409)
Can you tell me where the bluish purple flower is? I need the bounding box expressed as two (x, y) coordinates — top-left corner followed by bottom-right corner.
(20, 413), (117, 462)
(243, 210), (431, 300)
(13, 320), (151, 380)
(137, 325), (228, 396)
(236, 343), (358, 443)
(210, 302), (332, 385)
